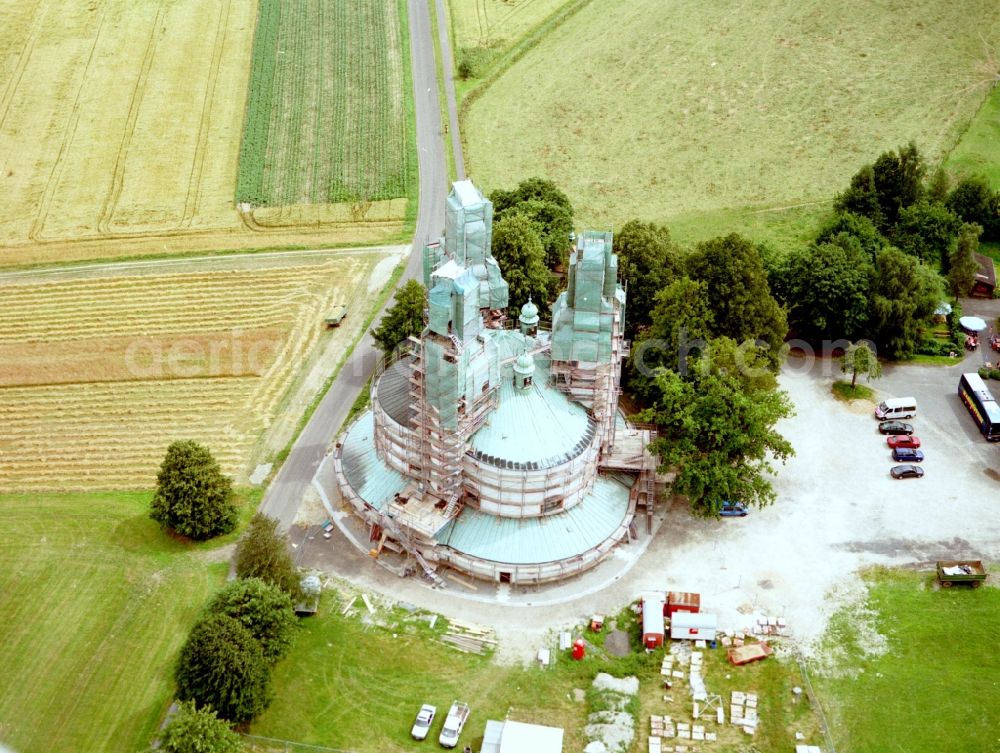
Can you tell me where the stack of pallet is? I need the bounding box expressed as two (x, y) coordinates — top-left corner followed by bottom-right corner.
(730, 691), (759, 734)
(649, 714), (675, 739)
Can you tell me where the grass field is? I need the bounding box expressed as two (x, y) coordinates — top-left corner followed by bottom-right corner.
(236, 0), (413, 208)
(463, 0), (1000, 238)
(945, 85), (1000, 187)
(0, 490), (248, 753)
(814, 568), (1000, 753)
(0, 0), (411, 269)
(0, 250), (398, 492)
(250, 597), (825, 752)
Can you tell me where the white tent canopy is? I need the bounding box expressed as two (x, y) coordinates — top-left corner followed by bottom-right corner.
(959, 315), (987, 332)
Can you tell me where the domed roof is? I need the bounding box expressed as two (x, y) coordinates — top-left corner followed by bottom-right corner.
(520, 298), (539, 323)
(514, 351), (535, 375)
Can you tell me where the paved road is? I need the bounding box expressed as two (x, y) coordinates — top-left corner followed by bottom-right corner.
(259, 0), (459, 528)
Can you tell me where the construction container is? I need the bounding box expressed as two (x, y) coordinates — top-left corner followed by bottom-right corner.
(666, 591), (700, 618)
(669, 610), (717, 641)
(642, 594), (666, 649)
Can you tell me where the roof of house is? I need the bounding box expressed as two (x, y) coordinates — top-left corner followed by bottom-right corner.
(974, 252), (996, 289)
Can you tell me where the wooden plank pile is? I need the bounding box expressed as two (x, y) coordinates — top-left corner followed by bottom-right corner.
(439, 619), (497, 655)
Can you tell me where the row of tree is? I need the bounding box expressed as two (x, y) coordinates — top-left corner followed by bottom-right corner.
(147, 441), (303, 750)
(153, 513), (302, 751)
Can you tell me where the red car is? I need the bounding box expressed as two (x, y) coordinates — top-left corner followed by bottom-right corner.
(887, 435), (921, 449)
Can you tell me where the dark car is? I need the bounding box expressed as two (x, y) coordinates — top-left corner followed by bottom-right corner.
(892, 447), (925, 462)
(879, 421), (914, 436)
(891, 464), (925, 479)
(887, 435), (921, 449)
(718, 501), (749, 517)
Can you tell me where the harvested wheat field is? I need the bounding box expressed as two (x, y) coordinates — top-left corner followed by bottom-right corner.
(0, 248), (402, 492)
(0, 0), (409, 268)
(463, 0), (1000, 226)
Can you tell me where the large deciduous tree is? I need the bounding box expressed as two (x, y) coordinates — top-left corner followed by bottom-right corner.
(490, 212), (552, 309)
(870, 142), (926, 231)
(893, 200), (961, 265)
(152, 701), (242, 753)
(235, 514), (300, 597)
(640, 362), (793, 515)
(686, 233), (787, 366)
(868, 246), (944, 359)
(206, 578), (296, 662)
(772, 236), (872, 343)
(490, 177), (575, 269)
(150, 441), (237, 540)
(614, 220), (683, 338)
(815, 212), (884, 263)
(372, 280), (425, 353)
(947, 176), (999, 242)
(175, 613), (271, 723)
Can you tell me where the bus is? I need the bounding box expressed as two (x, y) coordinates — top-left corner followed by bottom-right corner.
(957, 372), (1000, 441)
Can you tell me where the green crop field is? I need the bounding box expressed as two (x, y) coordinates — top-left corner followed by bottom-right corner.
(462, 0), (1000, 241)
(0, 490), (250, 753)
(814, 568), (1000, 753)
(236, 0), (413, 209)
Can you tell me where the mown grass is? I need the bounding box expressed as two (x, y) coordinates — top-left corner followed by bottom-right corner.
(0, 489), (258, 753)
(832, 380), (876, 402)
(945, 85), (1000, 187)
(463, 0), (1000, 239)
(813, 567), (1000, 753)
(251, 599), (595, 751)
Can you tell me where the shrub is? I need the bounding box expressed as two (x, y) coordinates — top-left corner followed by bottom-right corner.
(153, 701), (241, 753)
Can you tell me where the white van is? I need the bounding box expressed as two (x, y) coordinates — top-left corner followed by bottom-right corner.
(875, 397), (917, 420)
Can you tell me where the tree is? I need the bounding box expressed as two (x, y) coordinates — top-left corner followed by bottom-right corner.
(870, 142), (926, 231)
(206, 578), (296, 662)
(490, 212), (552, 309)
(636, 277), (713, 374)
(834, 165), (883, 228)
(946, 223), (983, 298)
(893, 200), (961, 265)
(840, 341), (882, 388)
(153, 701), (241, 753)
(868, 246), (944, 359)
(926, 165), (950, 204)
(372, 280), (425, 353)
(815, 212), (885, 263)
(773, 236), (872, 343)
(947, 176), (998, 241)
(686, 233), (787, 367)
(501, 198), (573, 268)
(490, 177), (573, 217)
(150, 441), (237, 540)
(175, 613), (271, 723)
(235, 514), (300, 597)
(640, 364), (793, 515)
(614, 220), (683, 338)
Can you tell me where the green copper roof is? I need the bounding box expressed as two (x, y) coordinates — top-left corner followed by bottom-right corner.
(437, 476), (631, 564)
(340, 411), (406, 510)
(470, 348), (592, 466)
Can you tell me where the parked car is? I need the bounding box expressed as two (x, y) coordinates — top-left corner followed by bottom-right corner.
(892, 447), (925, 462)
(891, 464), (925, 479)
(438, 701), (470, 748)
(887, 435), (921, 449)
(718, 501), (749, 517)
(411, 704), (436, 741)
(878, 421), (914, 436)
